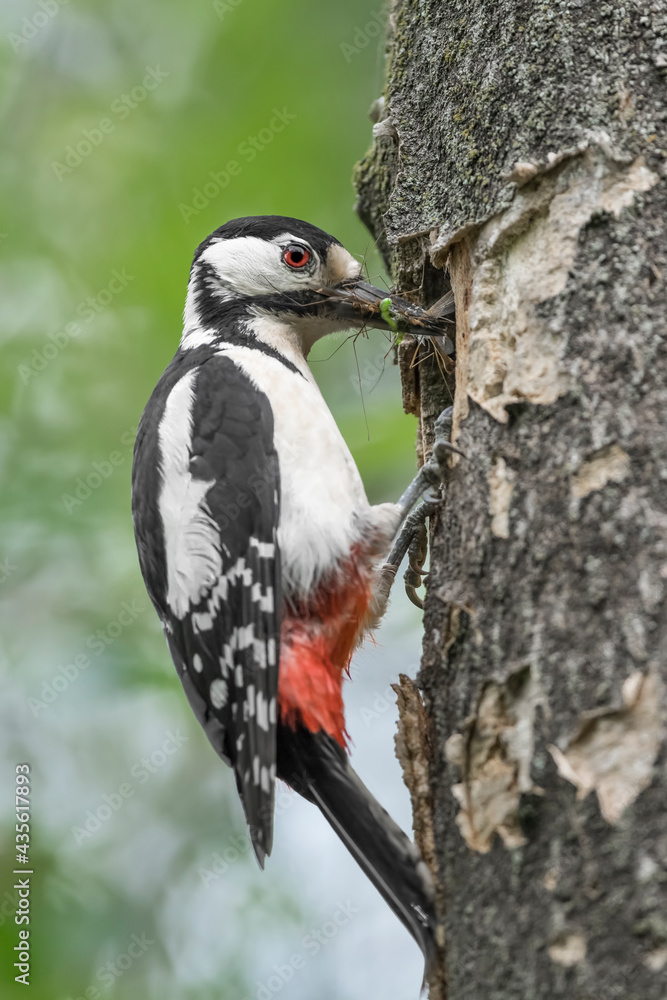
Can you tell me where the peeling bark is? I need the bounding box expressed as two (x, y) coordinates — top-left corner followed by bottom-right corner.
(356, 2), (667, 998)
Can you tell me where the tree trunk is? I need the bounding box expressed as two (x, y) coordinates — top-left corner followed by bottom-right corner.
(355, 3), (667, 998)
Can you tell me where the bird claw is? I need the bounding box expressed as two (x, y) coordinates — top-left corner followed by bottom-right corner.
(405, 581), (425, 610)
(422, 490), (441, 506)
(432, 405), (466, 469)
(407, 523), (428, 575)
(404, 521), (429, 608)
(434, 439), (467, 462)
(390, 405), (464, 610)
(434, 405), (454, 441)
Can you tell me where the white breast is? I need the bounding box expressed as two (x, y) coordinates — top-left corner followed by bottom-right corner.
(216, 344), (369, 595)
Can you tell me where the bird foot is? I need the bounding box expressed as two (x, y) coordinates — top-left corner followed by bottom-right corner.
(389, 406), (465, 608)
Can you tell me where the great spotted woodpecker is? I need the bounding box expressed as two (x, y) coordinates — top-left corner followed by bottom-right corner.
(131, 216), (455, 974)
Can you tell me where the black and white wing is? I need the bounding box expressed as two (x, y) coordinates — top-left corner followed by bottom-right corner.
(132, 351), (281, 865)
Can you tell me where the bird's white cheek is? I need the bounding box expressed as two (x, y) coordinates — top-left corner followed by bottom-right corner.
(201, 236), (318, 297)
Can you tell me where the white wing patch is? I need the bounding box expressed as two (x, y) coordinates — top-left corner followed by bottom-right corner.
(158, 370), (222, 618)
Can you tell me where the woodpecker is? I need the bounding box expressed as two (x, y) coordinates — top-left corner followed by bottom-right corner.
(131, 216), (455, 975)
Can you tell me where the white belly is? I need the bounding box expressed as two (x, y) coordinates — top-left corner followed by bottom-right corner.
(216, 345), (369, 594)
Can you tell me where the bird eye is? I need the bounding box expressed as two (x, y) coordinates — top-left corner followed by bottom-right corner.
(282, 244), (311, 269)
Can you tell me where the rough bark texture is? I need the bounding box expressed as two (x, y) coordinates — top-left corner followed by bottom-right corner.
(355, 3), (667, 998)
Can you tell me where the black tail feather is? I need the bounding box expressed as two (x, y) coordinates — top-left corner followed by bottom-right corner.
(276, 724), (437, 975)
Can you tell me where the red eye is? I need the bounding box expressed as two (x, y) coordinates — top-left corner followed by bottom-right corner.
(282, 244), (311, 269)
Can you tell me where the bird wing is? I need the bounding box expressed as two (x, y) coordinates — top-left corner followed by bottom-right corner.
(132, 352), (281, 865)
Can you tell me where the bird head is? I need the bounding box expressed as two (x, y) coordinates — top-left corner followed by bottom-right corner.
(182, 215), (454, 358)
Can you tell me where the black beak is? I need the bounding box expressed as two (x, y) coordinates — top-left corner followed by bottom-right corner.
(316, 278), (456, 357)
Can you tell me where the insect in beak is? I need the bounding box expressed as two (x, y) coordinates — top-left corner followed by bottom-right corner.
(316, 277), (456, 355)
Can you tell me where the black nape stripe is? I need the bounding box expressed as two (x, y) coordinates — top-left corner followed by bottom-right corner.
(228, 338), (305, 379)
(180, 324), (305, 379)
(186, 262), (328, 378)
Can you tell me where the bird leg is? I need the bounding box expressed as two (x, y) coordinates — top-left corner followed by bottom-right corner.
(370, 407), (463, 619)
(395, 406), (462, 519)
(388, 500), (437, 609)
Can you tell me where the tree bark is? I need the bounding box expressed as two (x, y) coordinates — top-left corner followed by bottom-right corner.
(355, 3), (667, 998)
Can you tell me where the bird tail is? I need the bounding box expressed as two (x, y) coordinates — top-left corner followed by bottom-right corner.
(276, 724), (437, 976)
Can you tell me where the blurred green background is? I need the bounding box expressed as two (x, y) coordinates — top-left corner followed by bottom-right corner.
(0, 2), (423, 998)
